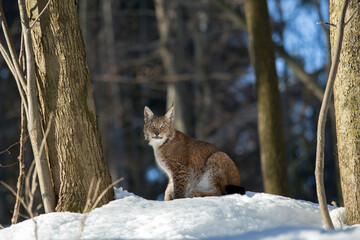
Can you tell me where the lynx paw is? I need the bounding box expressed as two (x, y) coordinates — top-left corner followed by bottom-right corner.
(188, 190), (203, 198)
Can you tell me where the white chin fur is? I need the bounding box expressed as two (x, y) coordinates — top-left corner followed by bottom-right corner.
(149, 137), (166, 148)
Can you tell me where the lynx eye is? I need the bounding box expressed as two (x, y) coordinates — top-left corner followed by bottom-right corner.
(160, 125), (165, 130)
(149, 124), (155, 129)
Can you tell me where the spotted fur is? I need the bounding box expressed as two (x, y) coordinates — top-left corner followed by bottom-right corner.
(144, 106), (243, 200)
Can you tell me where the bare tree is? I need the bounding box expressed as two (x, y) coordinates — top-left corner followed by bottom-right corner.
(22, 0), (114, 212)
(331, 0), (360, 226)
(154, 0), (188, 134)
(0, 0), (55, 213)
(244, 0), (290, 196)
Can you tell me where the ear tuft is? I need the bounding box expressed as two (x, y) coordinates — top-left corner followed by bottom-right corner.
(144, 106), (154, 122)
(165, 106), (174, 122)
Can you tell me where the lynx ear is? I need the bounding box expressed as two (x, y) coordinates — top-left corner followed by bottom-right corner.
(144, 106), (154, 122)
(165, 106), (174, 122)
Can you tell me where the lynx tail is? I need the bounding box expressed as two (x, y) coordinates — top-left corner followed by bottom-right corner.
(225, 185), (246, 195)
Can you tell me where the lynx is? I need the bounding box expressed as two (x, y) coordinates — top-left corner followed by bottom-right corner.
(144, 106), (245, 200)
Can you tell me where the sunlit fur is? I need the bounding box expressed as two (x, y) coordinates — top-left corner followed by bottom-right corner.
(144, 106), (243, 200)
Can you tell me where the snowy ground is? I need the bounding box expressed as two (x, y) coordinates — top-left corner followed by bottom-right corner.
(0, 188), (359, 240)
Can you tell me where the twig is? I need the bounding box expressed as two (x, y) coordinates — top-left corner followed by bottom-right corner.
(345, 2), (360, 26)
(77, 177), (123, 239)
(1, 181), (34, 218)
(0, 162), (18, 168)
(0, 142), (20, 155)
(0, 43), (17, 78)
(0, 2), (28, 108)
(18, 0), (56, 213)
(83, 178), (96, 214)
(38, 113), (54, 161)
(0, 223), (6, 229)
(25, 161), (36, 207)
(90, 177), (124, 211)
(78, 178), (97, 239)
(11, 102), (27, 225)
(16, 212), (30, 220)
(18, 33), (25, 70)
(28, 0), (52, 30)
(316, 21), (337, 27)
(26, 113), (53, 210)
(315, 0), (349, 230)
(28, 161), (38, 212)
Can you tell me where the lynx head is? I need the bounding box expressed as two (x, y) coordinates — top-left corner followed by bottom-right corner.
(144, 106), (175, 147)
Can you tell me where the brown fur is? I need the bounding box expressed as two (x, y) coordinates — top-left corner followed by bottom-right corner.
(144, 106), (241, 200)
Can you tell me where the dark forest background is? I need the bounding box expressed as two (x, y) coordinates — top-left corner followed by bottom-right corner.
(0, 0), (339, 225)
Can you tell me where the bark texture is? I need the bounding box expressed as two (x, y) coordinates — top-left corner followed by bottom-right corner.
(244, 0), (290, 196)
(331, 0), (360, 225)
(25, 0), (113, 212)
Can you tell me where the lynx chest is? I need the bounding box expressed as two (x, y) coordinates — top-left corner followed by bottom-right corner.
(153, 147), (173, 178)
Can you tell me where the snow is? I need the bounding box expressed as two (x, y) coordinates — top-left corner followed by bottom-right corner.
(0, 188), (359, 240)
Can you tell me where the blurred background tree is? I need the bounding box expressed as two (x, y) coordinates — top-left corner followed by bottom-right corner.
(0, 0), (339, 225)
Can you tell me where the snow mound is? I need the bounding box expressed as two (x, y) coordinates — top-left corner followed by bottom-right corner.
(0, 188), (359, 240)
(114, 187), (141, 199)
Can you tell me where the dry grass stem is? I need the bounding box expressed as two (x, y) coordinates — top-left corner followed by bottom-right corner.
(78, 177), (124, 239)
(90, 177), (124, 212)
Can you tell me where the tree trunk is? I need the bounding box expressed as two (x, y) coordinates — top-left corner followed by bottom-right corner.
(244, 0), (290, 196)
(193, 10), (211, 141)
(154, 0), (187, 134)
(25, 0), (114, 212)
(331, 0), (360, 225)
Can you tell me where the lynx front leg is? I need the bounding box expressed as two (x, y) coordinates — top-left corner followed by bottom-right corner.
(188, 188), (222, 198)
(164, 178), (174, 201)
(172, 170), (188, 199)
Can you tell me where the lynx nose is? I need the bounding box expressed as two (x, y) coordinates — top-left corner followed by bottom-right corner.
(155, 131), (160, 136)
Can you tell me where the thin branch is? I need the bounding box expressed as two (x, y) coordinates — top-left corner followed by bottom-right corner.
(83, 178), (96, 214)
(18, 33), (25, 70)
(28, 0), (52, 30)
(214, 0), (325, 102)
(345, 2), (360, 26)
(38, 113), (53, 159)
(315, 0), (349, 230)
(25, 160), (36, 207)
(1, 180), (38, 239)
(16, 212), (30, 220)
(0, 43), (17, 78)
(316, 21), (337, 27)
(0, 142), (20, 156)
(18, 0), (56, 213)
(0, 3), (28, 119)
(27, 113), (54, 210)
(0, 2), (27, 97)
(78, 177), (124, 239)
(90, 177), (124, 211)
(0, 162), (18, 168)
(28, 163), (38, 212)
(11, 102), (27, 225)
(1, 181), (35, 218)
